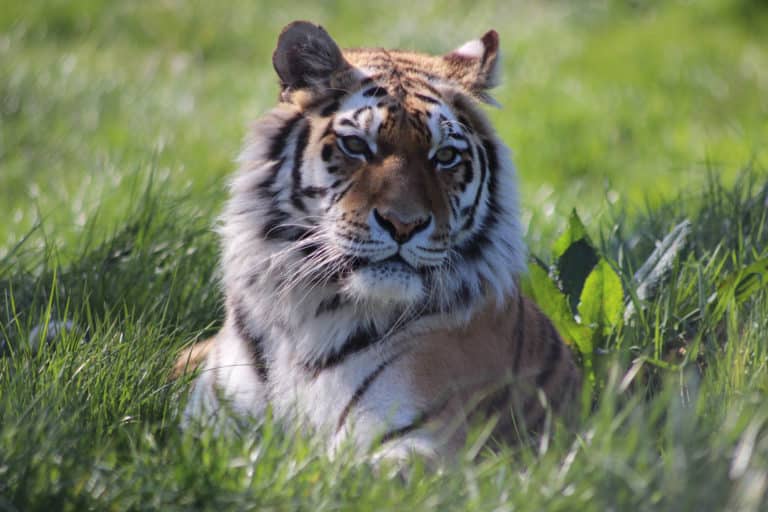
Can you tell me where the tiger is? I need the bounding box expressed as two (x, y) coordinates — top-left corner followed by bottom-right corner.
(177, 21), (581, 461)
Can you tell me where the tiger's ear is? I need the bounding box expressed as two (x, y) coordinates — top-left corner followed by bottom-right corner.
(273, 21), (347, 93)
(442, 30), (501, 103)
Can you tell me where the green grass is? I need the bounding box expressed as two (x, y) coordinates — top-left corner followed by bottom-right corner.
(2, 0), (768, 510)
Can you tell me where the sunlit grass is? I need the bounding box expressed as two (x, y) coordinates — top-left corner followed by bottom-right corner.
(1, 0), (768, 509)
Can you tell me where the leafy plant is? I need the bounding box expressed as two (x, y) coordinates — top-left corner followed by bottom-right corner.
(523, 210), (623, 393)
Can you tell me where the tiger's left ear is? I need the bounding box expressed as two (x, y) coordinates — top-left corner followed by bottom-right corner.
(273, 21), (349, 95)
(442, 30), (501, 104)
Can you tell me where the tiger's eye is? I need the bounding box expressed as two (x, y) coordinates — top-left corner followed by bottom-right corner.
(434, 147), (459, 166)
(339, 136), (369, 156)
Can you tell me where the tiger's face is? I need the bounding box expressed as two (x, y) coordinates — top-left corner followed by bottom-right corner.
(227, 22), (524, 314)
(320, 83), (486, 305)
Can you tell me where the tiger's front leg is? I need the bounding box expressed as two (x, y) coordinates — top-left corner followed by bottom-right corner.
(328, 379), (465, 464)
(181, 326), (270, 428)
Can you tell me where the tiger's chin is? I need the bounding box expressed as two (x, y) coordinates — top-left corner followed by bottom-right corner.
(342, 260), (425, 306)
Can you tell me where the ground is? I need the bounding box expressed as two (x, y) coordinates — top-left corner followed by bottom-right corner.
(1, 1), (768, 510)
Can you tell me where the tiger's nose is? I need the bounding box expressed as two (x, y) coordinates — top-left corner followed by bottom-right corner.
(372, 208), (431, 244)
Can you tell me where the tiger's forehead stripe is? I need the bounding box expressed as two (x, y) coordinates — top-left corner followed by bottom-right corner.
(330, 88), (449, 150)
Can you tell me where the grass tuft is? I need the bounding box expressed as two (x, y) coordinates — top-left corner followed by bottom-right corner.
(2, 0), (767, 509)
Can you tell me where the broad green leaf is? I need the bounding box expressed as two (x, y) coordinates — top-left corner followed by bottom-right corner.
(578, 259), (624, 334)
(552, 210), (599, 311)
(552, 209), (591, 259)
(522, 264), (574, 334)
(558, 239), (599, 313)
(522, 264), (595, 388)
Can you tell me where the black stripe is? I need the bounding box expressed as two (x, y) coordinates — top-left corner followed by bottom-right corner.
(301, 186), (327, 198)
(303, 88), (347, 113)
(477, 138), (488, 172)
(414, 93), (440, 105)
(518, 322), (566, 433)
(460, 232), (493, 262)
(511, 296), (526, 373)
(261, 210), (308, 242)
(396, 66), (440, 81)
(363, 86), (389, 97)
(254, 114), (304, 196)
(535, 322), (563, 387)
(468, 141), (488, 227)
(330, 181), (355, 205)
(448, 133), (469, 144)
(269, 113), (303, 160)
(261, 210), (288, 239)
(462, 160), (475, 188)
(405, 77), (442, 97)
(353, 106), (372, 123)
(456, 281), (473, 308)
(232, 302), (269, 381)
(380, 399), (449, 444)
(485, 137), (500, 202)
(522, 396), (547, 434)
(315, 294), (343, 316)
(290, 122), (311, 212)
(449, 195), (459, 218)
(458, 138), (503, 261)
(477, 385), (511, 419)
(299, 240), (322, 258)
(303, 323), (380, 376)
(320, 120), (335, 138)
(418, 245), (449, 254)
(254, 159), (284, 197)
(320, 101), (340, 117)
(335, 351), (406, 433)
(407, 117), (430, 139)
(548, 369), (574, 413)
(380, 415), (429, 444)
(321, 144), (334, 162)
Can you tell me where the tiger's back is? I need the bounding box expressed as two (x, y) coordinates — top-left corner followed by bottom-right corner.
(179, 21), (581, 461)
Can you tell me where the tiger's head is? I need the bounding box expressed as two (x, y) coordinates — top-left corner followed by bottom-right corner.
(225, 22), (524, 317)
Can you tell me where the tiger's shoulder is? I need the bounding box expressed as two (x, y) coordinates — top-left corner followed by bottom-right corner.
(401, 293), (581, 447)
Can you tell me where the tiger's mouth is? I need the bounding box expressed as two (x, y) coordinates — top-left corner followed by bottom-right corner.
(371, 253), (412, 269)
(350, 253), (425, 274)
(342, 253), (426, 305)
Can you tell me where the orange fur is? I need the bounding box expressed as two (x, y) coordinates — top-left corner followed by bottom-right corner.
(404, 295), (581, 448)
(171, 338), (214, 380)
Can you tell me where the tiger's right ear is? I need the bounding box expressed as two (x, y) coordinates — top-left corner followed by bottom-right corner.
(273, 21), (347, 95)
(442, 30), (501, 105)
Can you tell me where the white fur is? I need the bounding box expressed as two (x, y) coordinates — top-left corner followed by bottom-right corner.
(454, 39), (486, 60)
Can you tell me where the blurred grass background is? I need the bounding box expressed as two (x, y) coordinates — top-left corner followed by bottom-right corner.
(2, 0), (767, 254)
(2, 1), (768, 510)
